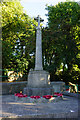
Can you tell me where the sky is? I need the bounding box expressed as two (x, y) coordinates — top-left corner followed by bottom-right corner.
(20, 0), (79, 26)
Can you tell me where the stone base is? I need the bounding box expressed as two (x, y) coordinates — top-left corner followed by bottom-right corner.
(24, 70), (54, 96)
(23, 87), (54, 96)
(51, 81), (65, 93)
(27, 70), (50, 88)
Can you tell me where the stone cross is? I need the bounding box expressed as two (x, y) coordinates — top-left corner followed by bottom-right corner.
(34, 15), (44, 70)
(23, 16), (53, 96)
(34, 15), (44, 28)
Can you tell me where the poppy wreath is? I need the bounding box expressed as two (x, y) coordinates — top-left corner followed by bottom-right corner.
(54, 92), (63, 97)
(66, 89), (70, 91)
(14, 93), (27, 98)
(14, 93), (63, 98)
(43, 95), (53, 99)
(30, 96), (41, 99)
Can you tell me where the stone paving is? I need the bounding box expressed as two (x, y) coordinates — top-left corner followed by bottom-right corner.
(0, 94), (80, 119)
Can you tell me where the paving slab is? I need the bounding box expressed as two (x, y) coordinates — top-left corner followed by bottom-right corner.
(0, 95), (79, 119)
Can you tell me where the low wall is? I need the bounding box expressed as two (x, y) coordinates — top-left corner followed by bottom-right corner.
(1, 81), (65, 95)
(1, 81), (27, 95)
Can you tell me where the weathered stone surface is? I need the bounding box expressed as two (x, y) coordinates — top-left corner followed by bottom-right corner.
(34, 15), (43, 71)
(27, 70), (50, 88)
(51, 81), (65, 93)
(35, 27), (43, 70)
(24, 87), (54, 96)
(24, 70), (54, 96)
(2, 81), (27, 95)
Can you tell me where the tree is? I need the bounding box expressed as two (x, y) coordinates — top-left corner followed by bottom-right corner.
(2, 0), (35, 69)
(1, 0), (37, 80)
(43, 1), (80, 83)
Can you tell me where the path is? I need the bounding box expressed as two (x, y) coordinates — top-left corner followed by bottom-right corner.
(0, 95), (79, 119)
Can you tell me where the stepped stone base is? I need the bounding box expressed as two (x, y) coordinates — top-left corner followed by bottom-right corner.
(23, 87), (54, 96)
(24, 70), (54, 96)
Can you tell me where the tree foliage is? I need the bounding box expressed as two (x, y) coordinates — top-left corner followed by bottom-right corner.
(43, 1), (80, 83)
(1, 0), (36, 73)
(1, 0), (80, 84)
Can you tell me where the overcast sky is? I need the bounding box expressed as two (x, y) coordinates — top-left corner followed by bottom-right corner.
(20, 0), (79, 26)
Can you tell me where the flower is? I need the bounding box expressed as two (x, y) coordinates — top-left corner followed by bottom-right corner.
(43, 95), (53, 99)
(54, 92), (63, 97)
(14, 93), (27, 98)
(66, 89), (70, 91)
(14, 93), (23, 96)
(30, 96), (40, 99)
(22, 94), (28, 97)
(57, 93), (63, 96)
(18, 95), (24, 98)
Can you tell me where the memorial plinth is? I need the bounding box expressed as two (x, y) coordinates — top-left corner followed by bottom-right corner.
(24, 70), (53, 96)
(28, 70), (50, 88)
(24, 15), (54, 96)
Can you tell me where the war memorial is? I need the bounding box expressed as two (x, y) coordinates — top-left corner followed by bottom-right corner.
(1, 15), (79, 119)
(24, 15), (54, 96)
